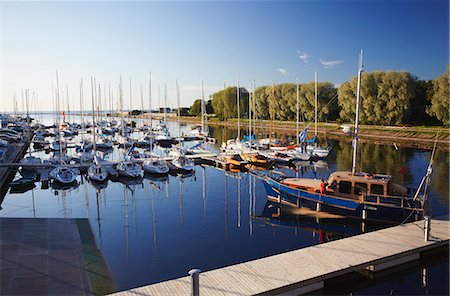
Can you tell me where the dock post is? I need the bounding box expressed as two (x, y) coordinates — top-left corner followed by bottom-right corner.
(424, 216), (430, 241)
(188, 268), (201, 296)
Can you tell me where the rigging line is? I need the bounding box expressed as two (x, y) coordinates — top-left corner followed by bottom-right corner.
(302, 91), (339, 131)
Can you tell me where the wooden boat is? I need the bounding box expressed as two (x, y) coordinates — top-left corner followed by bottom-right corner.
(240, 152), (273, 167)
(217, 153), (248, 169)
(262, 171), (422, 223)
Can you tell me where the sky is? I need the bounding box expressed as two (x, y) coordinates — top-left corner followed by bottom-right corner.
(1, 0), (448, 112)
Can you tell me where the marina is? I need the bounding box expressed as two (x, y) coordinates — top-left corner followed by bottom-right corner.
(1, 1), (449, 294)
(0, 112), (448, 294)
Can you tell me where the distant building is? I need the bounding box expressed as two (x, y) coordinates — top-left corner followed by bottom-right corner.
(159, 107), (171, 113)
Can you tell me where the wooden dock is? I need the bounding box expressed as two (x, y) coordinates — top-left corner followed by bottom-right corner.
(111, 218), (449, 296)
(0, 141), (29, 196)
(0, 218), (115, 295)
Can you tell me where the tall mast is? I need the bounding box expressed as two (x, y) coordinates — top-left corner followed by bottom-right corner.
(201, 77), (205, 132)
(140, 84), (144, 129)
(149, 72), (153, 160)
(91, 77), (97, 153)
(296, 77), (299, 146)
(129, 78), (132, 112)
(248, 80), (251, 144)
(55, 70), (63, 163)
(314, 71), (318, 141)
(237, 74), (240, 141)
(164, 83), (168, 122)
(80, 79), (85, 137)
(176, 80), (181, 139)
(66, 83), (70, 123)
(351, 49), (364, 175)
(148, 72), (152, 128)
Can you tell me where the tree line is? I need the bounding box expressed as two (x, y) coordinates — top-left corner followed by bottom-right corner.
(188, 66), (449, 125)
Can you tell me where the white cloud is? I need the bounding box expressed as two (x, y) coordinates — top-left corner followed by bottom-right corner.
(277, 68), (288, 76)
(319, 59), (344, 69)
(297, 50), (310, 63)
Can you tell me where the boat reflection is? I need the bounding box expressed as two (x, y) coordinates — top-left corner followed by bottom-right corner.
(51, 180), (79, 192)
(258, 201), (393, 242)
(144, 172), (169, 183)
(111, 175), (144, 187)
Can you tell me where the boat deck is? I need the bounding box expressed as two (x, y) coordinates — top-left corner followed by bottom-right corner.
(111, 218), (449, 295)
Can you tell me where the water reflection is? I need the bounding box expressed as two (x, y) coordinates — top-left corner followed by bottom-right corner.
(0, 120), (448, 291)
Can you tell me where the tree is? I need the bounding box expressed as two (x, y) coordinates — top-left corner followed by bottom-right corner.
(189, 99), (202, 116)
(338, 71), (416, 125)
(210, 87), (248, 120)
(409, 80), (436, 125)
(427, 65), (449, 125)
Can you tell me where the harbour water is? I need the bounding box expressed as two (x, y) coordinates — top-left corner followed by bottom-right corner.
(0, 115), (448, 294)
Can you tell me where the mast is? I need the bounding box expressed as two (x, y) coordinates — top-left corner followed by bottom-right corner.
(201, 77), (205, 132)
(164, 83), (167, 123)
(176, 80), (181, 138)
(66, 83), (70, 124)
(91, 77), (97, 153)
(140, 84), (144, 130)
(55, 70), (63, 164)
(80, 79), (85, 137)
(296, 77), (299, 146)
(149, 73), (153, 160)
(248, 80), (251, 145)
(314, 71), (318, 142)
(236, 75), (240, 141)
(351, 49), (364, 175)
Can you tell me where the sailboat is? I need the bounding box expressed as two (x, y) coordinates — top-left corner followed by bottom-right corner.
(170, 80), (194, 172)
(155, 83), (173, 147)
(116, 145), (144, 178)
(305, 72), (331, 159)
(261, 51), (428, 223)
(285, 78), (311, 161)
(190, 78), (209, 137)
(75, 79), (94, 164)
(221, 76), (249, 154)
(50, 70), (78, 185)
(143, 72), (170, 175)
(88, 78), (109, 182)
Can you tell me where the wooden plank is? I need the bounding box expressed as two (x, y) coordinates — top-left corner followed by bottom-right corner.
(112, 219), (449, 296)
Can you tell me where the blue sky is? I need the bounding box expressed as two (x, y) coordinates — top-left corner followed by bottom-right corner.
(1, 0), (448, 112)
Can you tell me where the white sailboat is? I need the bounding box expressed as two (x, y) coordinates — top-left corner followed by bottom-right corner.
(170, 80), (194, 172)
(116, 158), (143, 178)
(190, 78), (209, 137)
(221, 76), (252, 154)
(50, 70), (78, 185)
(88, 78), (109, 182)
(143, 72), (170, 175)
(306, 72), (331, 159)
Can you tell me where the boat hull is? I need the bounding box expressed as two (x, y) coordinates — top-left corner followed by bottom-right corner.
(262, 178), (422, 223)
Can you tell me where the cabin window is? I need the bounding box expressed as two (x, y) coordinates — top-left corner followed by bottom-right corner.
(371, 184), (385, 195)
(354, 182), (368, 195)
(338, 181), (352, 194)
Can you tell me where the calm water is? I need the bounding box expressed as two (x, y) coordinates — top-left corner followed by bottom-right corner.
(1, 115), (448, 293)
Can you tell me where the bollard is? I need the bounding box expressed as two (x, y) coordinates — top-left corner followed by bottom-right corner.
(424, 216), (431, 241)
(188, 268), (201, 296)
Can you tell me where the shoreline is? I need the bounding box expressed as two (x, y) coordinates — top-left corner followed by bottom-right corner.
(73, 113), (450, 151)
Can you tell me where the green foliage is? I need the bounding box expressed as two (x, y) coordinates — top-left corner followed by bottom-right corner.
(338, 71), (416, 125)
(191, 68), (447, 126)
(253, 82), (338, 122)
(427, 65), (449, 125)
(211, 87), (248, 121)
(189, 99), (202, 116)
(409, 80), (435, 125)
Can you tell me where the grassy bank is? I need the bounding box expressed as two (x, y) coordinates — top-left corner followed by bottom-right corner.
(177, 116), (450, 151)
